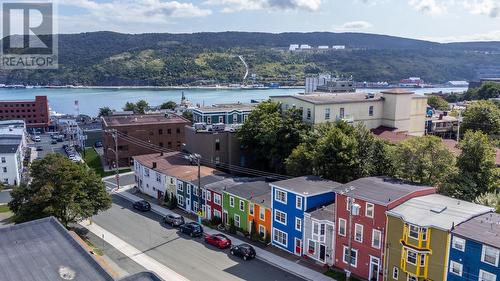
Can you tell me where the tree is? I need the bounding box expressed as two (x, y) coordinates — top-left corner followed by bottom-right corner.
(461, 100), (500, 137)
(123, 102), (136, 112)
(238, 101), (310, 173)
(182, 111), (193, 122)
(250, 220), (260, 241)
(456, 131), (497, 196)
(135, 100), (149, 114)
(160, 101), (177, 110)
(98, 107), (113, 117)
(392, 135), (456, 186)
(8, 154), (112, 227)
(427, 96), (449, 110)
(465, 82), (500, 100)
(475, 192), (500, 213)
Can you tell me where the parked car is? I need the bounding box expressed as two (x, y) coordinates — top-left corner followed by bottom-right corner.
(204, 234), (231, 249)
(179, 222), (203, 237)
(230, 244), (256, 260)
(132, 200), (151, 212)
(163, 214), (185, 227)
(36, 146), (43, 151)
(51, 139), (57, 144)
(94, 141), (103, 148)
(33, 135), (41, 142)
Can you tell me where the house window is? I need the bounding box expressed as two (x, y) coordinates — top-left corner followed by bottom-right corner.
(346, 197), (353, 211)
(187, 185), (191, 195)
(214, 209), (221, 218)
(249, 203), (254, 215)
(207, 116), (212, 124)
(218, 116), (224, 123)
(372, 229), (381, 249)
(259, 225), (266, 238)
(366, 203), (374, 218)
(156, 173), (161, 183)
(448, 260), (462, 276)
(369, 106), (374, 116)
(452, 236), (465, 251)
(144, 168), (149, 177)
(2, 167), (6, 173)
(482, 245), (500, 266)
(296, 196), (302, 210)
(354, 224), (363, 242)
(308, 240), (316, 254)
(340, 108), (345, 118)
(421, 227), (428, 241)
(177, 183), (183, 192)
(306, 108), (311, 120)
(234, 214), (240, 227)
(342, 246), (357, 268)
(214, 194), (222, 205)
(339, 218), (347, 236)
(273, 228), (287, 247)
(206, 192), (211, 202)
(229, 196), (234, 207)
(177, 195), (185, 205)
(215, 139), (220, 151)
(295, 217), (302, 231)
(392, 267), (399, 280)
(408, 224), (419, 239)
(193, 201), (199, 212)
(407, 275), (417, 281)
(407, 250), (417, 265)
(275, 189), (287, 204)
(239, 200), (245, 211)
(479, 270), (497, 281)
(0, 157), (5, 163)
(233, 114), (237, 123)
(324, 108), (330, 120)
(419, 254), (426, 267)
(274, 210), (286, 225)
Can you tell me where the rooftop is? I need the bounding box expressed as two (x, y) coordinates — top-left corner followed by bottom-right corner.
(102, 113), (189, 127)
(307, 203), (335, 222)
(225, 181), (271, 201)
(387, 194), (493, 231)
(189, 174), (228, 187)
(453, 212), (500, 248)
(0, 135), (22, 154)
(272, 176), (341, 197)
(271, 92), (384, 105)
(334, 176), (436, 206)
(194, 103), (256, 113)
(249, 191), (272, 209)
(204, 177), (254, 193)
(0, 217), (114, 281)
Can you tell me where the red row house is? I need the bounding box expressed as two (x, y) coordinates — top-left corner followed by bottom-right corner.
(0, 96), (50, 130)
(333, 177), (435, 281)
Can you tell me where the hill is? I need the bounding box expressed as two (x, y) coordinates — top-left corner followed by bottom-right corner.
(2, 31), (500, 86)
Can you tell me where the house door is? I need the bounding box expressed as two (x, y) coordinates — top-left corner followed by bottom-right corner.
(294, 238), (302, 256)
(319, 244), (326, 262)
(223, 211), (228, 225)
(369, 256), (380, 281)
(206, 205), (211, 220)
(186, 198), (191, 211)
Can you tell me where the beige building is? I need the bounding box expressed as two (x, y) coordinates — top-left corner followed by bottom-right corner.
(271, 89), (428, 136)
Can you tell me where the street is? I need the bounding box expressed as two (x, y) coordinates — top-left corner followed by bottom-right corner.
(92, 195), (306, 281)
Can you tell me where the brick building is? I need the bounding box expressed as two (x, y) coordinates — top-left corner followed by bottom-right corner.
(0, 96), (50, 130)
(102, 113), (190, 167)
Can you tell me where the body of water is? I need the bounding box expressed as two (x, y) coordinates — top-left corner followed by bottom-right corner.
(0, 87), (467, 116)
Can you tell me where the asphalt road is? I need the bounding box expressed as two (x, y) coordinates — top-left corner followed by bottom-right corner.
(92, 195), (306, 281)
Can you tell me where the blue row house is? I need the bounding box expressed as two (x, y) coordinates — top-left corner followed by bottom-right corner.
(187, 174), (227, 216)
(192, 103), (256, 125)
(448, 212), (500, 281)
(271, 176), (341, 256)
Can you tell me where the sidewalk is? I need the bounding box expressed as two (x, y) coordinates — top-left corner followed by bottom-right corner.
(80, 219), (189, 281)
(111, 185), (334, 281)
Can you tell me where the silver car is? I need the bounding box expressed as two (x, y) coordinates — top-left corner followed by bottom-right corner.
(163, 214), (185, 227)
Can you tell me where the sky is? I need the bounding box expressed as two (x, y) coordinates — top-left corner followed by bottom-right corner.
(6, 0), (500, 42)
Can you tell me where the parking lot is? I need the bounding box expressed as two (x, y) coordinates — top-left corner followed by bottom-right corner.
(29, 133), (82, 161)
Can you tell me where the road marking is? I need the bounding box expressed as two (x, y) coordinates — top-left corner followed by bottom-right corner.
(81, 220), (190, 281)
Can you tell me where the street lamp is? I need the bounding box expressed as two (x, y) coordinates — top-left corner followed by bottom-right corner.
(346, 197), (360, 281)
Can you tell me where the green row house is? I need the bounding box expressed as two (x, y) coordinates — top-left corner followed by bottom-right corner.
(192, 103), (256, 125)
(222, 181), (271, 233)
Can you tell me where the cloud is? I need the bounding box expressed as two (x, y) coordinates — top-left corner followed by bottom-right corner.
(408, 0), (447, 15)
(334, 21), (373, 32)
(462, 0), (500, 18)
(58, 0), (212, 25)
(204, 0), (322, 13)
(424, 30), (500, 42)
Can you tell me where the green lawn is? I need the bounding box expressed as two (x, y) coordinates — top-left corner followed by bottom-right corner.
(0, 205), (10, 213)
(84, 148), (131, 178)
(324, 269), (362, 281)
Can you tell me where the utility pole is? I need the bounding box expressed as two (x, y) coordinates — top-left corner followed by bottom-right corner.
(456, 110), (461, 142)
(191, 153), (202, 223)
(113, 129), (120, 190)
(346, 196), (360, 281)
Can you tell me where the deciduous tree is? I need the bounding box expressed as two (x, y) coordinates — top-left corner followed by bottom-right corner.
(461, 100), (500, 137)
(427, 96), (449, 110)
(160, 101), (177, 110)
(98, 107), (113, 117)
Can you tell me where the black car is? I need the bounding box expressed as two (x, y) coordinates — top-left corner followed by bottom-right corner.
(179, 222), (203, 237)
(132, 200), (151, 212)
(36, 146), (43, 151)
(230, 244), (256, 261)
(163, 214), (185, 227)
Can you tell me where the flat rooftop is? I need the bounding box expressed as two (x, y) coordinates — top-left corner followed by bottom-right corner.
(225, 181), (271, 201)
(102, 114), (189, 127)
(0, 135), (22, 153)
(194, 103), (256, 113)
(387, 194), (493, 231)
(453, 212), (500, 248)
(271, 92), (384, 105)
(272, 176), (341, 197)
(334, 177), (436, 206)
(0, 217), (114, 281)
(308, 203), (335, 221)
(204, 177), (255, 193)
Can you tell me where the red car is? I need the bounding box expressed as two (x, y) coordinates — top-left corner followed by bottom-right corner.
(204, 233), (232, 249)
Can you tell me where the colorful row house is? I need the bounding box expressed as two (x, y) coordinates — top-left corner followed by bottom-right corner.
(204, 178), (242, 221)
(448, 212), (500, 281)
(304, 203), (336, 266)
(386, 194), (492, 281)
(192, 103), (256, 125)
(333, 177), (436, 281)
(271, 176), (340, 256)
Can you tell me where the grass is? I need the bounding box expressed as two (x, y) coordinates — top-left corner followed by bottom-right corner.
(84, 148), (131, 178)
(81, 236), (104, 256)
(0, 205), (10, 213)
(324, 269), (362, 281)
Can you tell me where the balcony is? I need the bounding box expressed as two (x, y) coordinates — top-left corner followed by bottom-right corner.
(401, 224), (431, 250)
(400, 248), (428, 278)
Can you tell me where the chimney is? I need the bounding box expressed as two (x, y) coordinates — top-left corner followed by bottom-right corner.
(152, 162), (157, 169)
